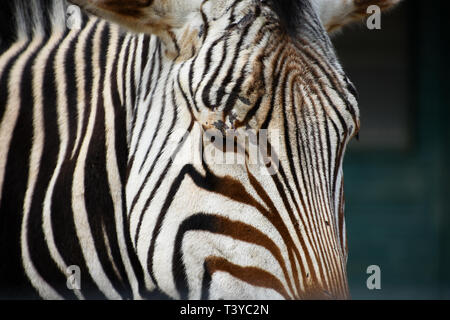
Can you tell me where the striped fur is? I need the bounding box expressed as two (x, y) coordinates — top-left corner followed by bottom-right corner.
(0, 0), (366, 299)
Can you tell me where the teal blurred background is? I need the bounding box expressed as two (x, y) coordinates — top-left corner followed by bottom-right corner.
(333, 0), (449, 299)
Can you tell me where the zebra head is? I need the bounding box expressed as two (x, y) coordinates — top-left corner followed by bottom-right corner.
(66, 0), (400, 300)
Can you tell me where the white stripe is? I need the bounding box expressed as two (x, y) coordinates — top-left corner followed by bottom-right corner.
(126, 39), (138, 154)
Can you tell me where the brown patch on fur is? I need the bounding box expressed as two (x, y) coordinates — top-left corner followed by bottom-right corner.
(327, 23), (346, 33)
(96, 0), (153, 17)
(175, 26), (202, 61)
(354, 0), (397, 12)
(205, 256), (291, 299)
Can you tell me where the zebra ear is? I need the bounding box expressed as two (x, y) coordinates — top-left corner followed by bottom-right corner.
(69, 0), (204, 35)
(312, 0), (402, 33)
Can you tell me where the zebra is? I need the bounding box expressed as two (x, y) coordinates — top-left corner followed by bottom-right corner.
(0, 0), (400, 300)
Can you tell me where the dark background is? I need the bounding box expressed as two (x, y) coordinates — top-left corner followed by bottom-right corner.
(333, 0), (449, 299)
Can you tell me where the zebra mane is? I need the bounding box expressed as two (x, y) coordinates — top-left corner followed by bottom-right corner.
(8, 0), (69, 40)
(265, 0), (312, 36)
